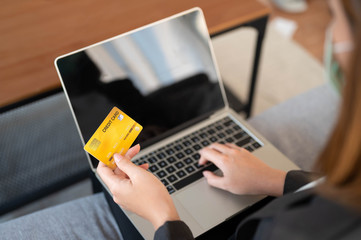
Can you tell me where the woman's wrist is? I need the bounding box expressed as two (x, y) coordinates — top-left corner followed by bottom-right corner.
(152, 205), (180, 230)
(263, 169), (287, 197)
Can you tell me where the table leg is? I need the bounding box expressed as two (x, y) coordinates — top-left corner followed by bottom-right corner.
(211, 15), (269, 118)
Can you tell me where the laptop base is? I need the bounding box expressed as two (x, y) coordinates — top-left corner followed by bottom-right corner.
(102, 181), (275, 240)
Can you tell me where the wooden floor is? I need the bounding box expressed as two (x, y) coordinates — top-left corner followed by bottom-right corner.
(263, 0), (331, 62)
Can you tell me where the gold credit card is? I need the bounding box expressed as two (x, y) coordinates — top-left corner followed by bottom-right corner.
(84, 107), (142, 169)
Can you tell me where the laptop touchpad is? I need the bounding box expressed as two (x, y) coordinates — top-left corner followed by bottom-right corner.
(175, 178), (262, 230)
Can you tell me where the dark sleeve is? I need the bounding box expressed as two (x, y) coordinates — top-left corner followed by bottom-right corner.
(154, 221), (194, 240)
(283, 170), (320, 194)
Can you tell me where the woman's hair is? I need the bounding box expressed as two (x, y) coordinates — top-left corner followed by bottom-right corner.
(316, 0), (361, 208)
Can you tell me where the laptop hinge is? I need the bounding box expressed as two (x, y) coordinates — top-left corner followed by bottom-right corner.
(209, 107), (229, 120)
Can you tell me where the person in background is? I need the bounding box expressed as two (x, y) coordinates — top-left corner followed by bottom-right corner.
(97, 0), (361, 239)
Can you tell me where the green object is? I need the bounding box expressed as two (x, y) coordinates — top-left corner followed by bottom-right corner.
(324, 27), (345, 95)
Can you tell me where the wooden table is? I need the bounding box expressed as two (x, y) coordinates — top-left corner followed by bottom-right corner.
(0, 0), (270, 116)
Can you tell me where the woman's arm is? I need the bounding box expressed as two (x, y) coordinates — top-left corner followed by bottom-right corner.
(154, 221), (194, 240)
(283, 170), (320, 194)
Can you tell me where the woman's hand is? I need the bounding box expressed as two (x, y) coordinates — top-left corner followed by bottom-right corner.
(199, 143), (286, 196)
(97, 144), (180, 229)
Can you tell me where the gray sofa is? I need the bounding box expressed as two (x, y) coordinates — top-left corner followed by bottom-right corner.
(0, 92), (90, 216)
(0, 84), (340, 240)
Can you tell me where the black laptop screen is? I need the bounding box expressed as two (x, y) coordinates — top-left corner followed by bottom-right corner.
(56, 9), (225, 167)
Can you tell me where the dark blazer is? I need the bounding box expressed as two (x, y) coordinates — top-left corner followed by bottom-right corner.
(154, 171), (361, 240)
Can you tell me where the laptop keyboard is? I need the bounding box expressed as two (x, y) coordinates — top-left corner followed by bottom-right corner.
(133, 116), (262, 194)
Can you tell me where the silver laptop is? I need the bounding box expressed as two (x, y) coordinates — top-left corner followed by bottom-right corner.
(55, 8), (298, 239)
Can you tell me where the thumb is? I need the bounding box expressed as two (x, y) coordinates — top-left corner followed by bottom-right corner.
(114, 153), (137, 177)
(203, 171), (224, 189)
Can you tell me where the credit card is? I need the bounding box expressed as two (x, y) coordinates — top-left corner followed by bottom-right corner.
(84, 107), (142, 169)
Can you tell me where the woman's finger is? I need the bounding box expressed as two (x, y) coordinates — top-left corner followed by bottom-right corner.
(114, 153), (140, 179)
(199, 146), (225, 168)
(139, 163), (149, 170)
(125, 144), (141, 159)
(209, 143), (234, 154)
(203, 170), (224, 189)
(97, 162), (124, 187)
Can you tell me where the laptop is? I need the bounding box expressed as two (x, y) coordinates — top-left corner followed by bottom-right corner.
(55, 8), (298, 239)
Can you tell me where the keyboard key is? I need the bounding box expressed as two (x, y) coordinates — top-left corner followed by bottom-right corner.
(167, 185), (175, 194)
(156, 170), (167, 178)
(226, 137), (234, 143)
(148, 156), (157, 163)
(175, 162), (185, 169)
(166, 156), (176, 164)
(156, 152), (166, 159)
(253, 142), (261, 149)
(195, 162), (205, 169)
(245, 146), (253, 152)
(234, 132), (245, 140)
(183, 140), (192, 147)
(192, 153), (200, 160)
(174, 144), (183, 151)
(217, 132), (226, 138)
(210, 136), (218, 142)
(233, 125), (241, 131)
(216, 125), (223, 131)
(201, 140), (210, 146)
(184, 157), (193, 165)
(158, 160), (168, 168)
(166, 166), (176, 173)
(185, 166), (195, 173)
(236, 137), (253, 147)
(161, 179), (169, 186)
(176, 170), (186, 178)
(224, 120), (233, 127)
(225, 129), (233, 135)
(193, 144), (201, 151)
(166, 149), (175, 155)
(185, 148), (193, 155)
(191, 137), (200, 143)
(200, 133), (208, 138)
(173, 164), (218, 190)
(176, 152), (185, 159)
(167, 174), (178, 183)
(149, 165), (159, 173)
(208, 129), (215, 135)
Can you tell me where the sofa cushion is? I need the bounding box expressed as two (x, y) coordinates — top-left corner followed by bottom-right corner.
(248, 84), (339, 170)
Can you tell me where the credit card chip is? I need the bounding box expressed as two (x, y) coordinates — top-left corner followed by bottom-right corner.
(89, 138), (101, 151)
